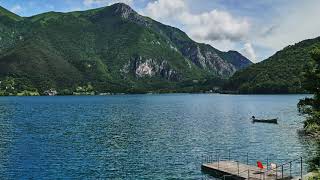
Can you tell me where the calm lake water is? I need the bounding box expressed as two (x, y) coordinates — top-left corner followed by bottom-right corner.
(0, 94), (314, 179)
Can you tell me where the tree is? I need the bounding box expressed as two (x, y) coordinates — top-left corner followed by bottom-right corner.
(298, 48), (320, 174)
(298, 48), (320, 134)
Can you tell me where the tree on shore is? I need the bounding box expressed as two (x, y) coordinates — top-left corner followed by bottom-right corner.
(298, 48), (320, 173)
(298, 48), (320, 134)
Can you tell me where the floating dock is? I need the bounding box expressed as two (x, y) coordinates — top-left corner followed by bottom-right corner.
(202, 161), (292, 180)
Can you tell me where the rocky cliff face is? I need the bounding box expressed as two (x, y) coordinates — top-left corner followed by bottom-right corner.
(182, 44), (236, 77)
(91, 3), (151, 27)
(223, 51), (253, 70)
(121, 56), (179, 81)
(108, 3), (252, 78)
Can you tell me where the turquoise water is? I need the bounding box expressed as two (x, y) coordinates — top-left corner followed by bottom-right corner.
(0, 94), (313, 179)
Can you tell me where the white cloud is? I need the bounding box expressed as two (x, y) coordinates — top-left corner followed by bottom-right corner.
(142, 0), (320, 62)
(241, 43), (257, 63)
(196, 39), (237, 52)
(83, 0), (106, 6)
(144, 0), (187, 22)
(10, 4), (22, 14)
(79, 0), (320, 62)
(83, 0), (133, 7)
(143, 0), (250, 52)
(181, 10), (250, 42)
(252, 0), (320, 60)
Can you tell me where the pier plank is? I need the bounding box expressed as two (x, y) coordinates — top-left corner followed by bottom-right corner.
(202, 161), (290, 180)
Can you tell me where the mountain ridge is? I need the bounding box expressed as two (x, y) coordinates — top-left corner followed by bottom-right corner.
(0, 3), (252, 95)
(0, 6), (22, 21)
(225, 36), (320, 93)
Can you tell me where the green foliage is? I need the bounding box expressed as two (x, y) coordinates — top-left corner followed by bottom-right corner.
(226, 37), (320, 93)
(0, 77), (16, 95)
(308, 174), (320, 180)
(16, 90), (39, 96)
(307, 139), (320, 173)
(74, 84), (95, 95)
(0, 6), (23, 21)
(59, 89), (73, 95)
(298, 48), (320, 171)
(0, 4), (250, 95)
(298, 48), (320, 133)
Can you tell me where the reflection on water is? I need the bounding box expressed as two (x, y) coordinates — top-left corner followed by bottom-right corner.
(0, 94), (314, 179)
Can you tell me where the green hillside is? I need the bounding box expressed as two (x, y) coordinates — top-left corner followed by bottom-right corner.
(0, 3), (251, 95)
(0, 6), (22, 21)
(225, 37), (320, 94)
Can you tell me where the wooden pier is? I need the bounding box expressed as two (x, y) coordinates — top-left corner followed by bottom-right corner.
(202, 161), (292, 180)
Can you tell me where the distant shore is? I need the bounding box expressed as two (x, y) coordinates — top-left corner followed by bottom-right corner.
(0, 91), (312, 97)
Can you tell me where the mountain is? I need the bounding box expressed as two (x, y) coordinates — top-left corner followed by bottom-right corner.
(0, 3), (252, 95)
(0, 6), (22, 21)
(225, 36), (320, 93)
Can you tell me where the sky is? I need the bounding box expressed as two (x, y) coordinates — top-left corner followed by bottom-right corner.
(1, 0), (320, 63)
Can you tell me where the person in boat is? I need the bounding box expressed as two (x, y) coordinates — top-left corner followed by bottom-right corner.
(251, 116), (256, 120)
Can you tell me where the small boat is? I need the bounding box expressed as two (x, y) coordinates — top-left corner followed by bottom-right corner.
(251, 116), (278, 124)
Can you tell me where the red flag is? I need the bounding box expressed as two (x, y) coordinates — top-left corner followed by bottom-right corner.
(257, 161), (264, 169)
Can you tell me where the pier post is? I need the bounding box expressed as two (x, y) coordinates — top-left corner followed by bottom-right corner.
(281, 165), (284, 179)
(218, 154), (220, 169)
(246, 153), (249, 165)
(267, 157), (269, 170)
(301, 157), (303, 180)
(229, 149), (231, 161)
(237, 161), (239, 175)
(275, 164), (278, 180)
(201, 154), (203, 163)
(289, 162), (292, 177)
(247, 169), (250, 179)
(216, 150), (219, 162)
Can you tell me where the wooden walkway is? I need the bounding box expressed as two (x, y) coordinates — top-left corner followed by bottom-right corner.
(202, 161), (291, 180)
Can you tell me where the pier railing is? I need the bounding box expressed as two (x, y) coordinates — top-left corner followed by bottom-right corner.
(202, 150), (304, 179)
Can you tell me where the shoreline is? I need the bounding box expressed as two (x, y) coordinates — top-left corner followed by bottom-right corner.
(0, 92), (312, 97)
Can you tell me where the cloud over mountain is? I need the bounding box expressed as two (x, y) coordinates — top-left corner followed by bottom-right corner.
(241, 43), (257, 63)
(144, 0), (250, 43)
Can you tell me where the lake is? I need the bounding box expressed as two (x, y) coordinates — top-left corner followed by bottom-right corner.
(0, 94), (314, 179)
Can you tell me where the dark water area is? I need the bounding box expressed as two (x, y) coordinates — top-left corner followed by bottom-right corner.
(0, 94), (315, 179)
